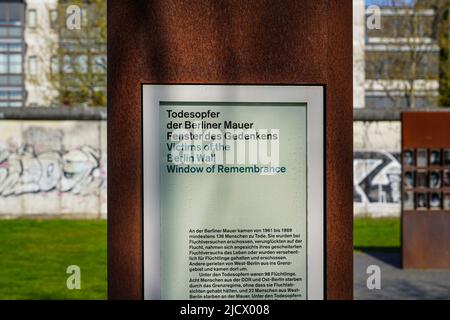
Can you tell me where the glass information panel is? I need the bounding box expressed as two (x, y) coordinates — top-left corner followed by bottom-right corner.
(143, 85), (324, 300)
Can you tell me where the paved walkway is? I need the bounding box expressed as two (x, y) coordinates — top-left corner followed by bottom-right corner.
(354, 252), (450, 300)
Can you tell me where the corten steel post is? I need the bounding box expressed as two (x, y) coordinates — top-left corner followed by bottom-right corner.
(402, 111), (450, 269)
(108, 0), (353, 299)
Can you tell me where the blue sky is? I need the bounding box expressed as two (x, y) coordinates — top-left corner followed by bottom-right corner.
(365, 0), (414, 6)
(365, 0), (384, 4)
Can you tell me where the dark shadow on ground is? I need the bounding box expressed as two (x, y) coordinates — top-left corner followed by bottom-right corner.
(354, 247), (401, 268)
(354, 246), (400, 253)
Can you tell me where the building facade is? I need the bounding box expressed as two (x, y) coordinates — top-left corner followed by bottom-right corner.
(24, 0), (58, 107)
(364, 4), (441, 109)
(0, 0), (25, 107)
(0, 0), (106, 108)
(353, 0), (366, 109)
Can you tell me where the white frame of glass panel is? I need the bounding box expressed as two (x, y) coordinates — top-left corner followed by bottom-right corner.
(142, 85), (325, 300)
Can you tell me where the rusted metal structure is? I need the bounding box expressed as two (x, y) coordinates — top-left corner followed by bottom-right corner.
(108, 0), (353, 299)
(402, 111), (450, 269)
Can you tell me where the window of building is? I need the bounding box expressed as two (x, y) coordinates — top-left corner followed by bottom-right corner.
(8, 90), (22, 100)
(9, 54), (22, 73)
(76, 55), (88, 73)
(0, 75), (22, 86)
(0, 2), (25, 108)
(28, 9), (37, 28)
(51, 56), (59, 74)
(8, 27), (21, 37)
(63, 55), (73, 73)
(93, 55), (106, 74)
(0, 3), (23, 26)
(28, 56), (37, 76)
(81, 8), (88, 27)
(0, 54), (7, 73)
(9, 3), (22, 26)
(0, 88), (23, 107)
(0, 27), (21, 37)
(0, 54), (21, 74)
(0, 4), (8, 25)
(7, 44), (22, 52)
(49, 9), (58, 29)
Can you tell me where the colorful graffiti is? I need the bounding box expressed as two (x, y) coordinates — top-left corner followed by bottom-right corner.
(0, 144), (105, 197)
(0, 141), (400, 216)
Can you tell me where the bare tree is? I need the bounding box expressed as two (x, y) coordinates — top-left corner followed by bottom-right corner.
(365, 0), (445, 108)
(33, 0), (106, 107)
(427, 0), (450, 106)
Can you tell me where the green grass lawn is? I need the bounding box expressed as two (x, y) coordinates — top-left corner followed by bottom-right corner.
(354, 217), (400, 252)
(0, 217), (398, 299)
(0, 220), (107, 300)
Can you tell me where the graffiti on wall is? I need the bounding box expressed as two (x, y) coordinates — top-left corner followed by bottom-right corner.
(354, 151), (401, 205)
(0, 144), (105, 197)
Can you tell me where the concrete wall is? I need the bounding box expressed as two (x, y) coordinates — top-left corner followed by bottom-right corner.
(0, 120), (106, 218)
(354, 121), (401, 217)
(0, 118), (399, 219)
